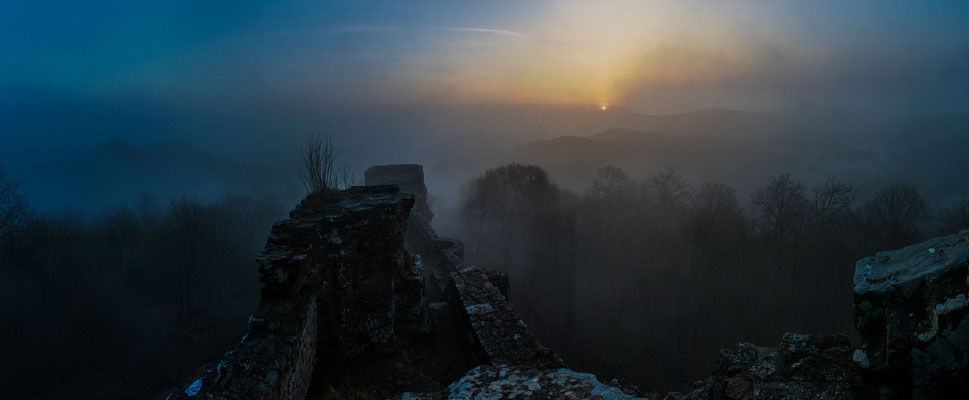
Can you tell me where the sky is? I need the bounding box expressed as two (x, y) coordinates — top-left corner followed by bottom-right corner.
(3, 0), (968, 112)
(1, 0), (968, 162)
(1, 0), (968, 211)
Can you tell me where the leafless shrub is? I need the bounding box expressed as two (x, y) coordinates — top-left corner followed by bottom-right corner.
(299, 133), (338, 193)
(338, 164), (358, 189)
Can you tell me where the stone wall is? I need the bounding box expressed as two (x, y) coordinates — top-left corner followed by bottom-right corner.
(444, 266), (563, 369)
(364, 164), (463, 298)
(167, 186), (418, 400)
(364, 164), (433, 221)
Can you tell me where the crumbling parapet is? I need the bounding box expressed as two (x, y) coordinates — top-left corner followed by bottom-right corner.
(167, 186), (419, 400)
(296, 186), (421, 354)
(853, 229), (969, 398)
(364, 164), (433, 221)
(444, 266), (564, 369)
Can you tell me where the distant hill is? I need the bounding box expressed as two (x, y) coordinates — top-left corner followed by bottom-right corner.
(417, 108), (865, 207)
(11, 105), (969, 214)
(503, 128), (782, 193)
(20, 139), (302, 212)
(590, 128), (663, 142)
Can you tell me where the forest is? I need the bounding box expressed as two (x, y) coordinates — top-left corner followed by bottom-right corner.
(3, 153), (969, 396)
(456, 163), (969, 391)
(0, 166), (285, 398)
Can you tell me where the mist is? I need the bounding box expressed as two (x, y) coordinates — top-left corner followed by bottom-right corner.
(2, 1), (969, 399)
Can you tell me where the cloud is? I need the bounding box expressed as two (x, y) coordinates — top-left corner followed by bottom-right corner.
(289, 25), (527, 39)
(427, 26), (527, 39)
(317, 25), (400, 34)
(609, 39), (969, 114)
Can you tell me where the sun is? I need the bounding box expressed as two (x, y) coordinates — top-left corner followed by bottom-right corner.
(599, 104), (608, 111)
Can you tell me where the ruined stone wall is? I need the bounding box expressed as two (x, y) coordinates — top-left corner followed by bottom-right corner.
(167, 186), (417, 400)
(364, 164), (463, 297)
(444, 266), (562, 369)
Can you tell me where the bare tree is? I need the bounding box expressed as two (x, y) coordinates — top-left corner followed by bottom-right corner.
(939, 194), (969, 235)
(299, 133), (338, 193)
(0, 166), (30, 241)
(810, 177), (856, 234)
(862, 183), (927, 249)
(750, 173), (810, 242)
(591, 165), (633, 200)
(102, 208), (141, 273)
(167, 197), (204, 321)
(560, 189), (581, 345)
(648, 166), (693, 213)
(692, 182), (741, 224)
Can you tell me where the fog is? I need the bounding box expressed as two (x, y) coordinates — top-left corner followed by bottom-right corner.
(2, 0), (969, 398)
(5, 98), (969, 215)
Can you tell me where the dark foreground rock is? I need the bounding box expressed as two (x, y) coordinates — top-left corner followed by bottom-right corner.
(666, 334), (860, 400)
(853, 229), (969, 399)
(444, 364), (648, 400)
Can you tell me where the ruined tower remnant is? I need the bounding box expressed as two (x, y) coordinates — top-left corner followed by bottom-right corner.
(167, 186), (421, 399)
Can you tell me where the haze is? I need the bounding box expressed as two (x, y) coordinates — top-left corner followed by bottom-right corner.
(2, 2), (969, 398)
(3, 1), (969, 178)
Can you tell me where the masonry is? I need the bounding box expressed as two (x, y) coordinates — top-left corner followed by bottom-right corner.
(169, 165), (969, 400)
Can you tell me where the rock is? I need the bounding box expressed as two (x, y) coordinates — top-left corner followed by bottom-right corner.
(365, 164), (433, 221)
(723, 377), (750, 399)
(446, 365), (648, 400)
(444, 266), (565, 369)
(167, 186), (420, 400)
(675, 334), (859, 400)
(389, 393), (443, 400)
(853, 229), (969, 398)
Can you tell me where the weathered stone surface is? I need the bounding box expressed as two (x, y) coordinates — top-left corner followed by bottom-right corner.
(389, 392), (443, 400)
(668, 334), (860, 400)
(853, 229), (969, 397)
(168, 186), (420, 400)
(445, 365), (648, 400)
(291, 186), (419, 354)
(445, 266), (565, 369)
(365, 164), (433, 221)
(366, 164), (464, 301)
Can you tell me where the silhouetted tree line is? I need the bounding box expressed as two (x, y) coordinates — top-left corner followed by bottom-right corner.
(458, 163), (968, 392)
(0, 167), (284, 397)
